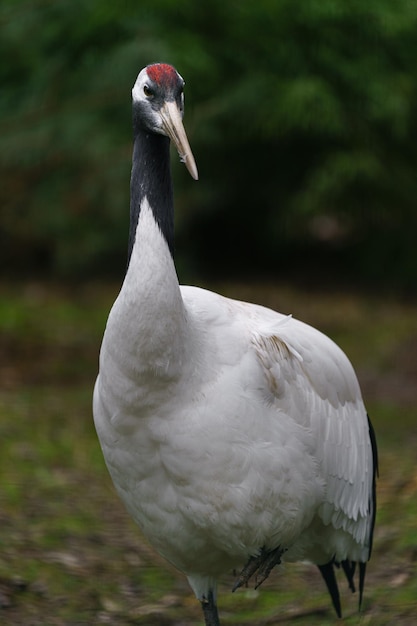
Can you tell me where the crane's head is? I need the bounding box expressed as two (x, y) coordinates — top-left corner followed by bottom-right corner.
(132, 63), (198, 180)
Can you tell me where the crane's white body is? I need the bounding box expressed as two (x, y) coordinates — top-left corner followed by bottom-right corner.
(94, 199), (374, 601)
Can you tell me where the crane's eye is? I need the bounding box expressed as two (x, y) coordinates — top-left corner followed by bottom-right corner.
(143, 84), (154, 97)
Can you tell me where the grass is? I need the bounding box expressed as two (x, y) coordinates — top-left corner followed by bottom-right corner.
(0, 280), (416, 625)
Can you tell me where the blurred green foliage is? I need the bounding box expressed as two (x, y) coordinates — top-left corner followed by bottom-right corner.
(1, 0), (416, 286)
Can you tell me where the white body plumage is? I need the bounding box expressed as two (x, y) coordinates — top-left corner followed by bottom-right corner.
(93, 199), (374, 602)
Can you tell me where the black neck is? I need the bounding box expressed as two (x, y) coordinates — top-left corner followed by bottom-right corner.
(128, 114), (174, 266)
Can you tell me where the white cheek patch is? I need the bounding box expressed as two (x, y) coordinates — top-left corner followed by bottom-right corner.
(132, 73), (164, 133)
(132, 68), (148, 103)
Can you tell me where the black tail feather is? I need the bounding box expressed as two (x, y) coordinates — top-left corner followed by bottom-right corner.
(359, 562), (367, 609)
(340, 559), (356, 593)
(367, 414), (379, 558)
(320, 558), (368, 615)
(317, 562), (341, 618)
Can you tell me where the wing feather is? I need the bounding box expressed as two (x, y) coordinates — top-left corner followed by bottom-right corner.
(251, 316), (375, 555)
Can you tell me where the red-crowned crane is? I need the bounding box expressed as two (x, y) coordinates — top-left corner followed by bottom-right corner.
(93, 63), (378, 626)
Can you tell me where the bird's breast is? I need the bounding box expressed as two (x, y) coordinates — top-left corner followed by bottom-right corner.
(94, 349), (324, 576)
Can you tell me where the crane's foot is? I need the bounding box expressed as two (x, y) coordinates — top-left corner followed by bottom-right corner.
(201, 589), (220, 626)
(232, 546), (284, 592)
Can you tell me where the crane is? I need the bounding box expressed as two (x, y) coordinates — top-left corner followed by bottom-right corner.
(93, 63), (378, 626)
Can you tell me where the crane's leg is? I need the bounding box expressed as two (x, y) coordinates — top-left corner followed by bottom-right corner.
(233, 546), (284, 592)
(201, 589), (220, 626)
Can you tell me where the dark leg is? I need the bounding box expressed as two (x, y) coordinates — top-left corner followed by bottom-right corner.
(233, 546), (284, 592)
(201, 589), (220, 626)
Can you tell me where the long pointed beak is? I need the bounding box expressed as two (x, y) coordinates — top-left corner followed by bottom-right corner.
(159, 101), (198, 180)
